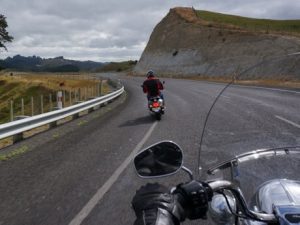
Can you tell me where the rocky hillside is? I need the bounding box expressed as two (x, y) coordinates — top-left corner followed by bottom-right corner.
(134, 7), (300, 79)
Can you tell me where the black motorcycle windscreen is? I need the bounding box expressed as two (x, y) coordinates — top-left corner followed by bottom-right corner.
(198, 53), (300, 203)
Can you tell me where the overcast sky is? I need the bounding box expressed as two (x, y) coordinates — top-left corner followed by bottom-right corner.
(0, 0), (299, 62)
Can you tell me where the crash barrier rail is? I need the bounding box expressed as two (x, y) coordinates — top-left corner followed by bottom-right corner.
(0, 85), (124, 143)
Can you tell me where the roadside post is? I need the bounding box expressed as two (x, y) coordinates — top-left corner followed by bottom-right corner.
(57, 91), (63, 109)
(10, 100), (14, 122)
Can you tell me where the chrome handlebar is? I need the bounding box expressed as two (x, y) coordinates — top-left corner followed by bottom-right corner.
(208, 180), (277, 223)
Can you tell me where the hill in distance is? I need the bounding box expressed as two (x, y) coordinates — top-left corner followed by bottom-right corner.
(0, 55), (104, 72)
(96, 60), (138, 73)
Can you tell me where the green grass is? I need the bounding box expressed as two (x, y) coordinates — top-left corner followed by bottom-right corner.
(77, 120), (88, 126)
(0, 145), (29, 161)
(196, 10), (300, 34)
(0, 73), (111, 124)
(0, 84), (53, 124)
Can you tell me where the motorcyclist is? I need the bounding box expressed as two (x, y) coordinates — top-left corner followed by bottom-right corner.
(142, 70), (165, 110)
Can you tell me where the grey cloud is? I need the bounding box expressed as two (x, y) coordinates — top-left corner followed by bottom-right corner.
(0, 0), (299, 61)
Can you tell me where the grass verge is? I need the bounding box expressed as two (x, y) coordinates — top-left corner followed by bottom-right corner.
(195, 10), (300, 36)
(0, 72), (110, 124)
(0, 145), (29, 161)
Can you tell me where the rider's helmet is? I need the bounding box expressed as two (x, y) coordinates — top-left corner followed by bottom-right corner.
(147, 70), (155, 78)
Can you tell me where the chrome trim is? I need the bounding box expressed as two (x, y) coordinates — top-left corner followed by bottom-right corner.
(182, 166), (194, 180)
(207, 146), (300, 175)
(208, 180), (277, 222)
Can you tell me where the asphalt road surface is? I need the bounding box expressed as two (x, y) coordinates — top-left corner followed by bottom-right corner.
(0, 75), (299, 225)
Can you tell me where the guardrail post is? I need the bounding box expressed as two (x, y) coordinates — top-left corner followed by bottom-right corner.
(99, 80), (102, 96)
(69, 90), (72, 106)
(10, 100), (14, 122)
(13, 133), (23, 143)
(49, 94), (53, 111)
(63, 90), (66, 107)
(73, 113), (79, 119)
(49, 121), (57, 128)
(21, 98), (24, 115)
(31, 96), (34, 116)
(41, 95), (44, 114)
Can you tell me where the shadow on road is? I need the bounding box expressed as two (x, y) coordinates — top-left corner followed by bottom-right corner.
(119, 115), (155, 127)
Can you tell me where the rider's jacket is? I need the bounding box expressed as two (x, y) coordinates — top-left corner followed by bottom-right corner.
(142, 77), (164, 97)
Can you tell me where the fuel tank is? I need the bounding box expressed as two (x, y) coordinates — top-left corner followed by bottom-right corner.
(250, 179), (300, 225)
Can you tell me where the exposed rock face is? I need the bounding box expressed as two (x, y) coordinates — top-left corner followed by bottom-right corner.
(134, 7), (300, 78)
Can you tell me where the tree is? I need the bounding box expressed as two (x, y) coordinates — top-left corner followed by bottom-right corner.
(0, 14), (13, 51)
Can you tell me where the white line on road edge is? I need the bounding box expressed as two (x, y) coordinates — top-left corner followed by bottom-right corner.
(275, 115), (300, 129)
(221, 95), (231, 99)
(234, 84), (300, 94)
(192, 80), (300, 95)
(68, 121), (158, 225)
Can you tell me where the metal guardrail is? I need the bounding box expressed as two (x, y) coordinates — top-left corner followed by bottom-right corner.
(0, 86), (124, 141)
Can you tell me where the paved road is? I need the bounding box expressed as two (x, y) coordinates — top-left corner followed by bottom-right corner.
(0, 75), (299, 225)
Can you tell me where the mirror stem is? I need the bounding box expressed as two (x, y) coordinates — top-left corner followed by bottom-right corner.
(182, 166), (194, 180)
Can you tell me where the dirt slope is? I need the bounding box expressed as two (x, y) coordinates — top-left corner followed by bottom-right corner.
(134, 7), (300, 79)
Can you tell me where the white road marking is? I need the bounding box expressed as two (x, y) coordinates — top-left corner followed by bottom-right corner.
(221, 95), (231, 99)
(234, 84), (300, 94)
(192, 80), (300, 95)
(288, 52), (300, 56)
(68, 121), (158, 225)
(275, 115), (300, 129)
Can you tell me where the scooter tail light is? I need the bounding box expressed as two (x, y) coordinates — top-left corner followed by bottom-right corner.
(152, 102), (160, 107)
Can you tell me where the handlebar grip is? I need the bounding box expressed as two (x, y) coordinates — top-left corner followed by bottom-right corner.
(173, 180), (213, 220)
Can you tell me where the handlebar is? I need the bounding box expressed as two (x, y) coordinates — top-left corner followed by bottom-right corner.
(208, 180), (277, 223)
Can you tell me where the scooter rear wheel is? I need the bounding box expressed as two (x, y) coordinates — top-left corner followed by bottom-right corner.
(155, 113), (161, 121)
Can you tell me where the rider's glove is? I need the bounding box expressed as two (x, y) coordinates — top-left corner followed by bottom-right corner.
(132, 183), (185, 225)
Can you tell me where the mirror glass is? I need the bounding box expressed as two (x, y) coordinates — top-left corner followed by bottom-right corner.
(134, 141), (183, 178)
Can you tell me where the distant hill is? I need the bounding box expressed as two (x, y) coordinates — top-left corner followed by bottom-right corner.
(96, 60), (138, 72)
(134, 7), (300, 78)
(0, 55), (104, 72)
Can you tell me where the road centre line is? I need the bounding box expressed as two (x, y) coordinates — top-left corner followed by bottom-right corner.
(68, 121), (158, 225)
(275, 115), (300, 129)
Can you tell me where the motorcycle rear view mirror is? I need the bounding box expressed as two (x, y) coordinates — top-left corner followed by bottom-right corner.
(134, 141), (183, 178)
